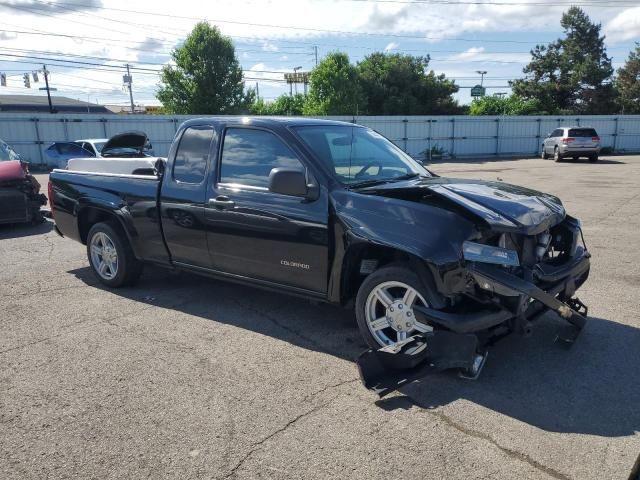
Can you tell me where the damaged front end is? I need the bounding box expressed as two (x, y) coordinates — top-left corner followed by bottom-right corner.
(356, 184), (591, 397)
(0, 160), (47, 225)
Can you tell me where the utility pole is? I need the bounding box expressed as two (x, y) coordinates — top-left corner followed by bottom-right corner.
(314, 46), (318, 66)
(41, 65), (54, 114)
(255, 82), (259, 100)
(124, 64), (134, 113)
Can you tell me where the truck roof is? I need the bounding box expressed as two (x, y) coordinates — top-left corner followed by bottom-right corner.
(181, 116), (359, 129)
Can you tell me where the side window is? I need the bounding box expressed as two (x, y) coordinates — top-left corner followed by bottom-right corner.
(220, 128), (304, 189)
(553, 129), (563, 138)
(173, 126), (214, 184)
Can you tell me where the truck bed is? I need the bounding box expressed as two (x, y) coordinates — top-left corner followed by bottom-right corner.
(50, 170), (170, 265)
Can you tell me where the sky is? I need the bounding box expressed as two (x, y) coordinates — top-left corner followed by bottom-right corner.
(0, 0), (638, 108)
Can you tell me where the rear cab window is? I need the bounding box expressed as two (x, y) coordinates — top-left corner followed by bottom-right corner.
(219, 128), (304, 189)
(173, 126), (215, 184)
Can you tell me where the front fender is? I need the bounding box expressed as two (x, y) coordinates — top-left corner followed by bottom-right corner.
(333, 190), (476, 265)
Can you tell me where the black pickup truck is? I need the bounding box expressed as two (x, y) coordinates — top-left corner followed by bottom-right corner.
(50, 117), (591, 381)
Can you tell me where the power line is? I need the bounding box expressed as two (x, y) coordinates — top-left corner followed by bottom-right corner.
(1, 0), (562, 44)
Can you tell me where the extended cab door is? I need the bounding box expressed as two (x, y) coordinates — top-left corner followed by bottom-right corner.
(204, 126), (329, 294)
(160, 125), (216, 268)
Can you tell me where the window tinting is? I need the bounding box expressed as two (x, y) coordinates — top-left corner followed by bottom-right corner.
(568, 128), (598, 137)
(173, 126), (214, 184)
(220, 128), (303, 188)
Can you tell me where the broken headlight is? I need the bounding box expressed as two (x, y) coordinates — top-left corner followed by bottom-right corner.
(462, 241), (520, 267)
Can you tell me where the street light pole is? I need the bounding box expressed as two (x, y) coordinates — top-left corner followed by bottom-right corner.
(476, 70), (487, 87)
(293, 66), (302, 95)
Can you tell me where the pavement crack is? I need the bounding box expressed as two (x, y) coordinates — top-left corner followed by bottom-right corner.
(223, 396), (339, 479)
(303, 378), (359, 402)
(424, 408), (571, 480)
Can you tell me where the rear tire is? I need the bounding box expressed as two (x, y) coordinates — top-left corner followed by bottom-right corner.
(86, 221), (143, 288)
(554, 147), (563, 162)
(355, 264), (434, 350)
(589, 154), (598, 162)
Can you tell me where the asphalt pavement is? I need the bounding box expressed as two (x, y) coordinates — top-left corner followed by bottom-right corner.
(1, 155), (639, 479)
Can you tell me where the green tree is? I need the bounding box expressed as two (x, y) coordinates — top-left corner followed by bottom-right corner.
(157, 22), (251, 114)
(468, 94), (543, 115)
(303, 52), (365, 115)
(357, 53), (460, 114)
(251, 94), (306, 115)
(511, 7), (615, 114)
(616, 43), (640, 114)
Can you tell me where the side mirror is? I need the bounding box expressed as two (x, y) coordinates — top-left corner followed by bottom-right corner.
(269, 168), (311, 198)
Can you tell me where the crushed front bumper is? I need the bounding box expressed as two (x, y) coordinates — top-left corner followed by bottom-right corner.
(357, 249), (591, 397)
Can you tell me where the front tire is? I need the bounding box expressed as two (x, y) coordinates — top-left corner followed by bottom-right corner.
(541, 146), (548, 159)
(355, 265), (434, 350)
(86, 221), (143, 288)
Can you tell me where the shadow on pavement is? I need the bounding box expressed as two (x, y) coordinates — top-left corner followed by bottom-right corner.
(69, 264), (639, 438)
(0, 219), (53, 239)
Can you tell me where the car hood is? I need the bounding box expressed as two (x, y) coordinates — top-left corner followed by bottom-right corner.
(359, 177), (566, 235)
(101, 131), (148, 157)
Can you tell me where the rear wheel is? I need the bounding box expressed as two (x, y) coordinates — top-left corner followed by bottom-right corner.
(554, 147), (563, 162)
(86, 221), (143, 287)
(355, 265), (434, 350)
(589, 154), (598, 162)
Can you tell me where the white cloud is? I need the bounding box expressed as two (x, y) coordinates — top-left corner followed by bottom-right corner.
(604, 7), (640, 44)
(384, 42), (399, 52)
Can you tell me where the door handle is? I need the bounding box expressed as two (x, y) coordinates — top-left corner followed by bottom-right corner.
(209, 196), (235, 209)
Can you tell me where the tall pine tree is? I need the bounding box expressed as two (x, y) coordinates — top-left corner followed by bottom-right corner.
(511, 7), (615, 114)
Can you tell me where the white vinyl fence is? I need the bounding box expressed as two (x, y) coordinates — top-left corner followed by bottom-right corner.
(1, 112), (639, 166)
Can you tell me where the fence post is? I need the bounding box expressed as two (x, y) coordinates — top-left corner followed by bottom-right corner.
(495, 117), (500, 157)
(427, 119), (432, 163)
(451, 117), (455, 157)
(536, 118), (542, 155)
(613, 117), (619, 152)
(32, 118), (44, 165)
(62, 118), (69, 141)
(402, 118), (408, 153)
(101, 118), (108, 138)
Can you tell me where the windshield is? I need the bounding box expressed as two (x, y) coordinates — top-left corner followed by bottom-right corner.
(0, 141), (21, 161)
(292, 125), (429, 185)
(94, 142), (106, 153)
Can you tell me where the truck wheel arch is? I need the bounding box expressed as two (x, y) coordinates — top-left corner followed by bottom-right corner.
(337, 243), (444, 309)
(77, 207), (136, 256)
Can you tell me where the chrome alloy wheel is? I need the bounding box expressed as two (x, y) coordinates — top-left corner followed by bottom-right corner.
(364, 281), (433, 346)
(90, 231), (119, 280)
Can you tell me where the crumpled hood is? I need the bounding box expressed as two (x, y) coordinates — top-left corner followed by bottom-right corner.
(360, 177), (566, 235)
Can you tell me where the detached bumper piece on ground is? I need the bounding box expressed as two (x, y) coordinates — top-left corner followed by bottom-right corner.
(357, 255), (590, 397)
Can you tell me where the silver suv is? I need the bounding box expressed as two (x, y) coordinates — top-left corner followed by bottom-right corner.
(541, 127), (600, 162)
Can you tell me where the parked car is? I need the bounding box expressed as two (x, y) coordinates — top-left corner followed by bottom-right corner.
(0, 138), (23, 163)
(0, 159), (47, 224)
(541, 127), (600, 162)
(45, 133), (154, 170)
(49, 117), (590, 379)
(45, 139), (106, 170)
